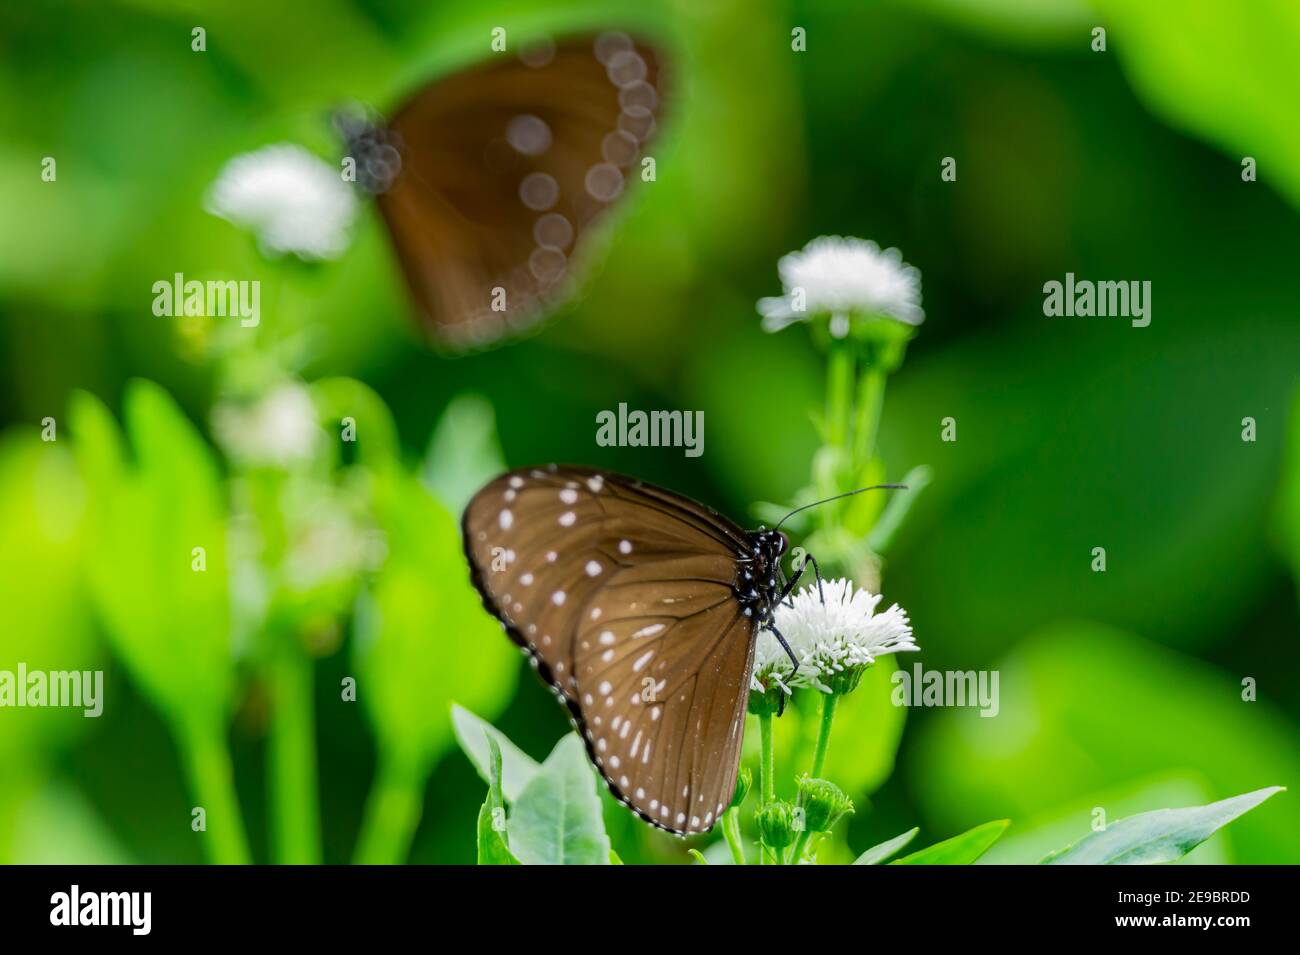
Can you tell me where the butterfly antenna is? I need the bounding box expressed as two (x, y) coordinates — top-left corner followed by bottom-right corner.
(773, 484), (908, 531)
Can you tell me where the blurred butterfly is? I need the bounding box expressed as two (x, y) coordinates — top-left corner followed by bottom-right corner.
(462, 464), (903, 835)
(336, 32), (667, 352)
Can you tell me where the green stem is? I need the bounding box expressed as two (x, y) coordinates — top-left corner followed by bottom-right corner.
(722, 807), (747, 865)
(820, 341), (857, 537)
(757, 711), (776, 864)
(825, 341), (854, 449)
(759, 711), (775, 803)
(809, 691), (839, 779)
(268, 644), (321, 864)
(789, 827), (812, 865)
(850, 361), (887, 471)
(353, 756), (426, 864)
(179, 721), (252, 865)
(782, 694), (840, 865)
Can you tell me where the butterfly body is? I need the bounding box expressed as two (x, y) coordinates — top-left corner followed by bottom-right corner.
(736, 529), (790, 625)
(463, 465), (790, 835)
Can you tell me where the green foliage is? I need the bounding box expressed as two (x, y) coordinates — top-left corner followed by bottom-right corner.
(910, 623), (1300, 863)
(0, 435), (102, 863)
(506, 736), (612, 866)
(767, 663), (907, 803)
(891, 820), (1009, 865)
(70, 382), (233, 731)
(1094, 0), (1300, 211)
(421, 394), (507, 517)
(354, 472), (518, 776)
(452, 704), (541, 804)
(976, 775), (1226, 865)
(1, 0), (1297, 866)
(68, 381), (251, 864)
(853, 827), (919, 865)
(0, 435), (98, 766)
(476, 737), (519, 865)
(1042, 787), (1285, 865)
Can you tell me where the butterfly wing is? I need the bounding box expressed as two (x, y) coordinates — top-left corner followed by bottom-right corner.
(463, 466), (754, 834)
(377, 34), (666, 351)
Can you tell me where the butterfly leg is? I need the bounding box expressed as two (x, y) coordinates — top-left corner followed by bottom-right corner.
(763, 621), (800, 675)
(803, 552), (826, 605)
(777, 559), (805, 606)
(777, 550), (826, 606)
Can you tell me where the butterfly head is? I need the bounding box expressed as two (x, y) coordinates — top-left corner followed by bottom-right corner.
(332, 104), (403, 195)
(751, 527), (789, 562)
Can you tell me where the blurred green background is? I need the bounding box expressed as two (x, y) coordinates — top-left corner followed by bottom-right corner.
(1, 0), (1297, 864)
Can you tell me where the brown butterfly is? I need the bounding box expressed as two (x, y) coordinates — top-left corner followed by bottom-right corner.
(463, 465), (826, 836)
(338, 33), (667, 352)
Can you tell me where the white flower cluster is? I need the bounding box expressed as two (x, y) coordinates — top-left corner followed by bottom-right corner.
(758, 235), (924, 333)
(205, 143), (357, 260)
(212, 384), (323, 469)
(751, 577), (917, 695)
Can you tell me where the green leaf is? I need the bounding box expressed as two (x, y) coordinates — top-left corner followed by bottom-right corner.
(853, 827), (919, 864)
(451, 704), (540, 804)
(1093, 0), (1300, 212)
(976, 775), (1226, 865)
(867, 465), (931, 554)
(0, 435), (99, 768)
(70, 382), (232, 728)
(421, 394), (505, 516)
(908, 0), (1095, 48)
(609, 849), (624, 864)
(1041, 786), (1285, 865)
(354, 475), (519, 775)
(476, 736), (519, 865)
(508, 735), (611, 865)
(688, 849), (709, 864)
(308, 377), (401, 476)
(909, 624), (1300, 863)
(891, 820), (1009, 864)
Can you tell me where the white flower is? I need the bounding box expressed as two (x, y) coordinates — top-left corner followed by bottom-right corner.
(757, 236), (923, 333)
(281, 486), (379, 590)
(750, 577), (917, 695)
(205, 144), (357, 259)
(213, 384), (323, 468)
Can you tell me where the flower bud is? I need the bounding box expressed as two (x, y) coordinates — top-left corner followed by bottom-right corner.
(729, 767), (752, 810)
(755, 801), (799, 850)
(797, 777), (854, 833)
